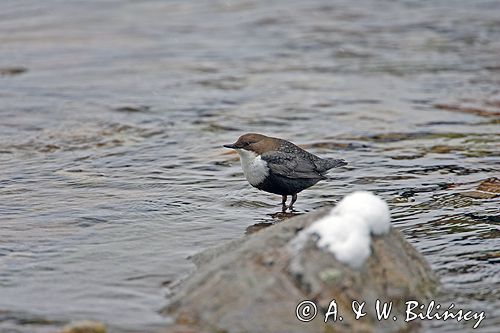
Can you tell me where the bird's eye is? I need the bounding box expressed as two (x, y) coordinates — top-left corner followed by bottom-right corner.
(243, 142), (250, 146)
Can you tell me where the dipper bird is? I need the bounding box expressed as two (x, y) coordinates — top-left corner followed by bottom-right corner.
(223, 133), (347, 211)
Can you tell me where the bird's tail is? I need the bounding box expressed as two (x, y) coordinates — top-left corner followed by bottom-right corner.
(324, 158), (348, 170)
(315, 158), (348, 174)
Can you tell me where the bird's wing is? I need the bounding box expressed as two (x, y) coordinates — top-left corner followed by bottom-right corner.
(261, 151), (323, 179)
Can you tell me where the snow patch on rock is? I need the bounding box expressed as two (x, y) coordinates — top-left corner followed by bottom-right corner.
(292, 191), (391, 268)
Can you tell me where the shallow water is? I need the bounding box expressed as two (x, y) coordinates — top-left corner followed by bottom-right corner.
(0, 0), (499, 332)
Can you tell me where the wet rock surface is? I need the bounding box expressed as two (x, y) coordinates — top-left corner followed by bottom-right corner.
(163, 209), (437, 333)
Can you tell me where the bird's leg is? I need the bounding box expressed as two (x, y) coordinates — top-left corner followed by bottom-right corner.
(288, 193), (298, 211)
(281, 195), (287, 212)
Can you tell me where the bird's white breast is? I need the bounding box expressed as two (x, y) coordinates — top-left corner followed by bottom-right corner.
(236, 149), (269, 186)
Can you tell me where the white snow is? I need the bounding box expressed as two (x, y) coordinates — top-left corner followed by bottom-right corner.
(293, 191), (391, 268)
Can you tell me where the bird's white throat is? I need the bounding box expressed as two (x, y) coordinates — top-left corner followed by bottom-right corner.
(236, 149), (269, 186)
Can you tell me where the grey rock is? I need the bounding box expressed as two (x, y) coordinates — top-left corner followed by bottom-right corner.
(163, 208), (437, 333)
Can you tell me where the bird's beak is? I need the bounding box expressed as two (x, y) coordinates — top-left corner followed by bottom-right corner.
(223, 143), (237, 149)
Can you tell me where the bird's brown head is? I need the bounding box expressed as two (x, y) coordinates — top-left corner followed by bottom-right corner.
(223, 133), (280, 155)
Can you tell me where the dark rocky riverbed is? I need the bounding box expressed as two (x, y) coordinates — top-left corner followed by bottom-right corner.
(0, 0), (499, 332)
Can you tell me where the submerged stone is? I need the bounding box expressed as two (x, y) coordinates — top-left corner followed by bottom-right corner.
(461, 177), (500, 199)
(61, 321), (107, 333)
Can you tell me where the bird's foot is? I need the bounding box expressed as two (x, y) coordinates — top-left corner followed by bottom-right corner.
(288, 194), (298, 212)
(281, 205), (294, 212)
(281, 195), (287, 212)
(281, 194), (297, 212)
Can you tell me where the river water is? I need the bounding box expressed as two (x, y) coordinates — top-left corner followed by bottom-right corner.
(0, 0), (499, 332)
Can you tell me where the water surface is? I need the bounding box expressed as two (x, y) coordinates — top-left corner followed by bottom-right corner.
(0, 0), (499, 332)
